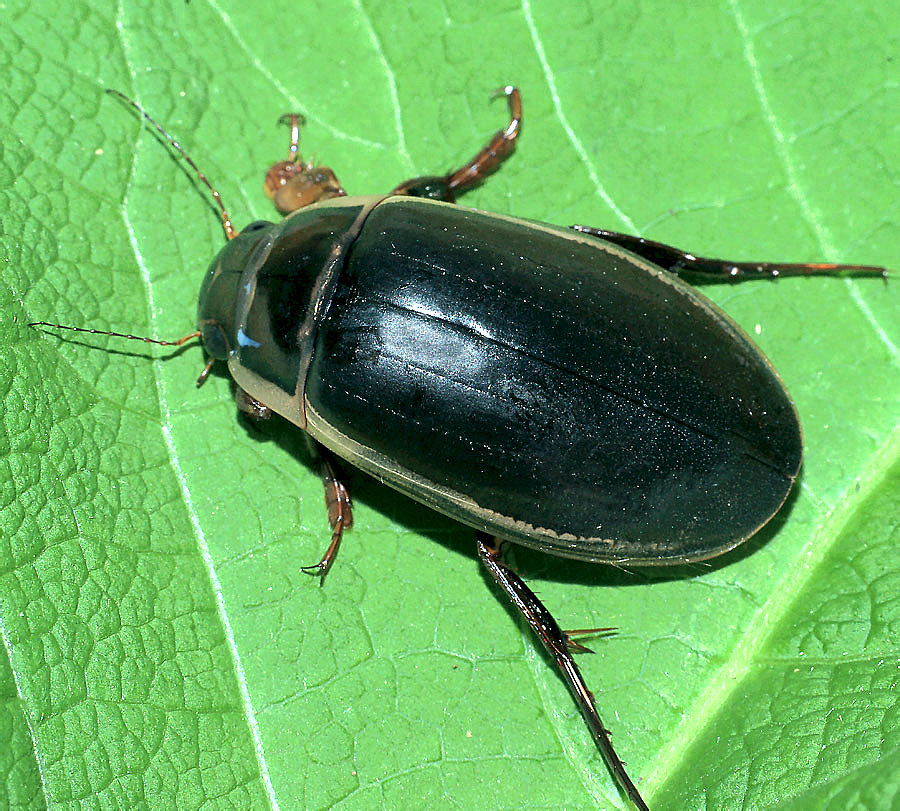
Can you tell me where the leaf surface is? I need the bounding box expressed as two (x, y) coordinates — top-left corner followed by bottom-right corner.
(2, 1), (898, 808)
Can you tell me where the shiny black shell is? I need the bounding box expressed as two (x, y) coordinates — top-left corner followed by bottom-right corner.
(217, 195), (802, 565)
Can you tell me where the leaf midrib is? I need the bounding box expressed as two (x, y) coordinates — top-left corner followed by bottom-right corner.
(116, 10), (281, 807)
(644, 422), (900, 800)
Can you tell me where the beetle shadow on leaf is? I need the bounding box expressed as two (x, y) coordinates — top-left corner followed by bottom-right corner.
(232, 402), (467, 531)
(232, 410), (496, 561)
(233, 398), (319, 464)
(233, 407), (803, 593)
(512, 473), (801, 590)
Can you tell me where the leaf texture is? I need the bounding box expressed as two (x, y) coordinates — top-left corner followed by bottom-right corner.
(2, 0), (899, 808)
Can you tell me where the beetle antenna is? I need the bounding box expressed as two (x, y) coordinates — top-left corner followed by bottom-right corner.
(28, 322), (201, 348)
(106, 88), (236, 240)
(30, 321), (212, 385)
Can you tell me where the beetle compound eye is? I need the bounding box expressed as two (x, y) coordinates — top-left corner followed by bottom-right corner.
(243, 220), (271, 233)
(200, 321), (231, 360)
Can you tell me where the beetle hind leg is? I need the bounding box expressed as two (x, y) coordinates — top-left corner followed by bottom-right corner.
(562, 626), (618, 654)
(391, 86), (522, 202)
(476, 532), (648, 810)
(571, 225), (887, 281)
(301, 444), (353, 586)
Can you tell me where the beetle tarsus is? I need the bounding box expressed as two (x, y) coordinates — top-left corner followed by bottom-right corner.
(300, 515), (344, 586)
(277, 112), (306, 162)
(570, 225), (888, 282)
(476, 532), (649, 811)
(196, 356), (216, 387)
(301, 447), (353, 586)
(564, 636), (596, 655)
(391, 86), (522, 203)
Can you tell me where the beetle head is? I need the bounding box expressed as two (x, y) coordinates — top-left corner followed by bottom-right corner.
(197, 220), (275, 361)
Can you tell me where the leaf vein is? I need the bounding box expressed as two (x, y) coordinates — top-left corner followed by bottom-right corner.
(0, 620), (52, 804)
(643, 421), (900, 799)
(520, 0), (637, 233)
(203, 0), (387, 150)
(116, 8), (280, 803)
(727, 0), (896, 358)
(352, 0), (415, 172)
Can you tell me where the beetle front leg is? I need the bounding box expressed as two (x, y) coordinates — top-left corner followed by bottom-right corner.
(233, 386), (351, 584)
(571, 225), (887, 281)
(391, 86), (522, 202)
(264, 113), (347, 214)
(301, 442), (353, 585)
(476, 533), (648, 811)
(234, 386), (274, 420)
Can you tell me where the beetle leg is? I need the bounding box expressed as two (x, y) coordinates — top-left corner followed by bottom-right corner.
(391, 86), (522, 202)
(571, 225), (887, 282)
(301, 444), (353, 586)
(234, 386), (273, 420)
(563, 627), (618, 654)
(265, 113), (347, 214)
(476, 533), (648, 811)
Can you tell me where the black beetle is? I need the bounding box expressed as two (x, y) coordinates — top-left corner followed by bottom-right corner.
(33, 86), (886, 810)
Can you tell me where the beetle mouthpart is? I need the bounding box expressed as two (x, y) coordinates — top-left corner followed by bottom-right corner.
(196, 356), (216, 387)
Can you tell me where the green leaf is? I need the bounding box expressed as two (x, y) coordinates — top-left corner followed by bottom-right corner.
(3, 1), (898, 809)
